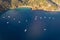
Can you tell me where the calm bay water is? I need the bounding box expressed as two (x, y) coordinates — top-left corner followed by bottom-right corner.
(0, 8), (60, 40)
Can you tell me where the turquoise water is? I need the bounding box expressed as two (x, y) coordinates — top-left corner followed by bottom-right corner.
(0, 8), (60, 40)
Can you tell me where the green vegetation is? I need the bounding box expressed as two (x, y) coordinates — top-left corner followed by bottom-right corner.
(0, 1), (10, 12)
